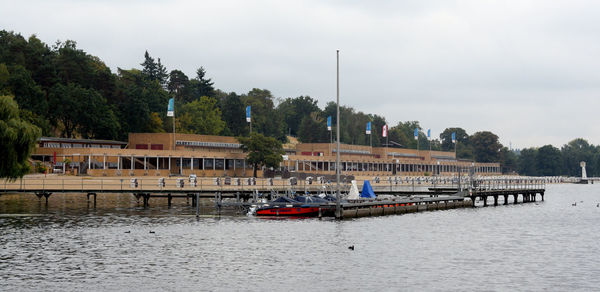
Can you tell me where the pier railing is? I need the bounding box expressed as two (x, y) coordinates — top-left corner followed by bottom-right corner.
(1, 175), (552, 195)
(471, 178), (546, 192)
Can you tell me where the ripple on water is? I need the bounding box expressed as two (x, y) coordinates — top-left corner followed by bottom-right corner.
(1, 184), (600, 291)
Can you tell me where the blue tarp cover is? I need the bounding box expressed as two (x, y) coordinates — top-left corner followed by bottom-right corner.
(360, 180), (376, 198)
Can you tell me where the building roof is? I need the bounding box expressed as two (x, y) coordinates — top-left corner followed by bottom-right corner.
(39, 137), (127, 145)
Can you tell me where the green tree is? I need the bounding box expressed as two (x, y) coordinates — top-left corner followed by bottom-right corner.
(0, 63), (8, 92)
(440, 127), (469, 151)
(389, 121), (421, 149)
(176, 96), (225, 135)
(0, 95), (41, 179)
(242, 88), (286, 141)
(370, 114), (387, 147)
(518, 148), (538, 176)
(536, 145), (562, 176)
(6, 64), (47, 116)
(189, 67), (215, 99)
(277, 96), (320, 136)
(49, 83), (119, 139)
(561, 138), (594, 176)
(220, 92), (247, 136)
(499, 147), (518, 174)
(298, 112), (329, 143)
(141, 51), (158, 81)
(156, 58), (168, 87)
(168, 69), (191, 103)
(237, 132), (284, 177)
(114, 68), (169, 139)
(148, 112), (165, 133)
(470, 131), (502, 162)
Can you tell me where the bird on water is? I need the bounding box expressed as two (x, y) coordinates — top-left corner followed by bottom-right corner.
(348, 245), (354, 250)
(124, 231), (131, 233)
(572, 202), (577, 206)
(149, 231), (155, 234)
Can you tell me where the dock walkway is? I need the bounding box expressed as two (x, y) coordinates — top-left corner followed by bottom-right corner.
(1, 176), (547, 218)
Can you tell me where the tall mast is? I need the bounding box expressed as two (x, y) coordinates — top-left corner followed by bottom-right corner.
(336, 50), (341, 219)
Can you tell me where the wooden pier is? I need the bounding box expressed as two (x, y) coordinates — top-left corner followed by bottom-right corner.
(1, 176), (547, 217)
(466, 178), (545, 207)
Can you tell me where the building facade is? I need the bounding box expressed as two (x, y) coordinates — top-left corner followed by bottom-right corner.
(31, 133), (501, 177)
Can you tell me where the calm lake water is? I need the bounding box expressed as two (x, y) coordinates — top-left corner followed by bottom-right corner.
(1, 184), (599, 291)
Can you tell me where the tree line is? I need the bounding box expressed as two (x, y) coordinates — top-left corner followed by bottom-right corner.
(0, 30), (597, 177)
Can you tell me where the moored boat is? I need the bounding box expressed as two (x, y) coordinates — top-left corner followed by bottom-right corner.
(254, 196), (335, 216)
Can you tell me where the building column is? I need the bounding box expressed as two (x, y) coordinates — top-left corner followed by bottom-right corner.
(103, 154), (106, 170)
(89, 154), (92, 169)
(168, 156), (171, 173)
(180, 157), (183, 175)
(157, 156), (159, 170)
(144, 155), (147, 171)
(191, 157), (194, 171)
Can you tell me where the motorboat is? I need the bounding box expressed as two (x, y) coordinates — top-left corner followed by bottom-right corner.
(255, 196), (335, 216)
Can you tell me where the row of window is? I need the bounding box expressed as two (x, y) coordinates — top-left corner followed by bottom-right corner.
(176, 140), (242, 149)
(289, 160), (500, 173)
(42, 142), (120, 149)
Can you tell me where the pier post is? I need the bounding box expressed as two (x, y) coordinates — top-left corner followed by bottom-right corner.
(483, 196), (488, 207)
(86, 193), (97, 207)
(493, 195), (498, 206)
(513, 194), (518, 204)
(143, 193), (150, 207)
(196, 193), (200, 217)
(503, 195), (508, 205)
(167, 193), (172, 208)
(541, 192), (544, 201)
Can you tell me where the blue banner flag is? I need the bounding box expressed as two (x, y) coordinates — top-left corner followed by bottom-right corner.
(427, 129), (431, 139)
(366, 121), (371, 134)
(246, 106), (251, 122)
(414, 128), (418, 140)
(451, 132), (456, 143)
(327, 116), (332, 131)
(167, 98), (174, 117)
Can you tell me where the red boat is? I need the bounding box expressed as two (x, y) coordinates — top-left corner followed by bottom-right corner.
(256, 206), (321, 216)
(254, 196), (335, 217)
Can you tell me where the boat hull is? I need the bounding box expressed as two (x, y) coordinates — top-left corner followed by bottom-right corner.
(256, 206), (322, 216)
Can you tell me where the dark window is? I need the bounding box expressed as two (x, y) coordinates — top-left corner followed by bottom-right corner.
(135, 144), (149, 149)
(151, 144), (163, 150)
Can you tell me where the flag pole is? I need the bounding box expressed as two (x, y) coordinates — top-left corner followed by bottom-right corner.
(173, 89), (176, 150)
(384, 124), (389, 172)
(335, 49), (341, 219)
(428, 130), (432, 163)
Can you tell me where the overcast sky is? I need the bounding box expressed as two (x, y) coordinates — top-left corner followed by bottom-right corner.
(2, 0), (600, 149)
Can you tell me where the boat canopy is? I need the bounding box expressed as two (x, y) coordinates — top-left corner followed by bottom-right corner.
(294, 196), (330, 204)
(360, 180), (376, 198)
(271, 197), (300, 203)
